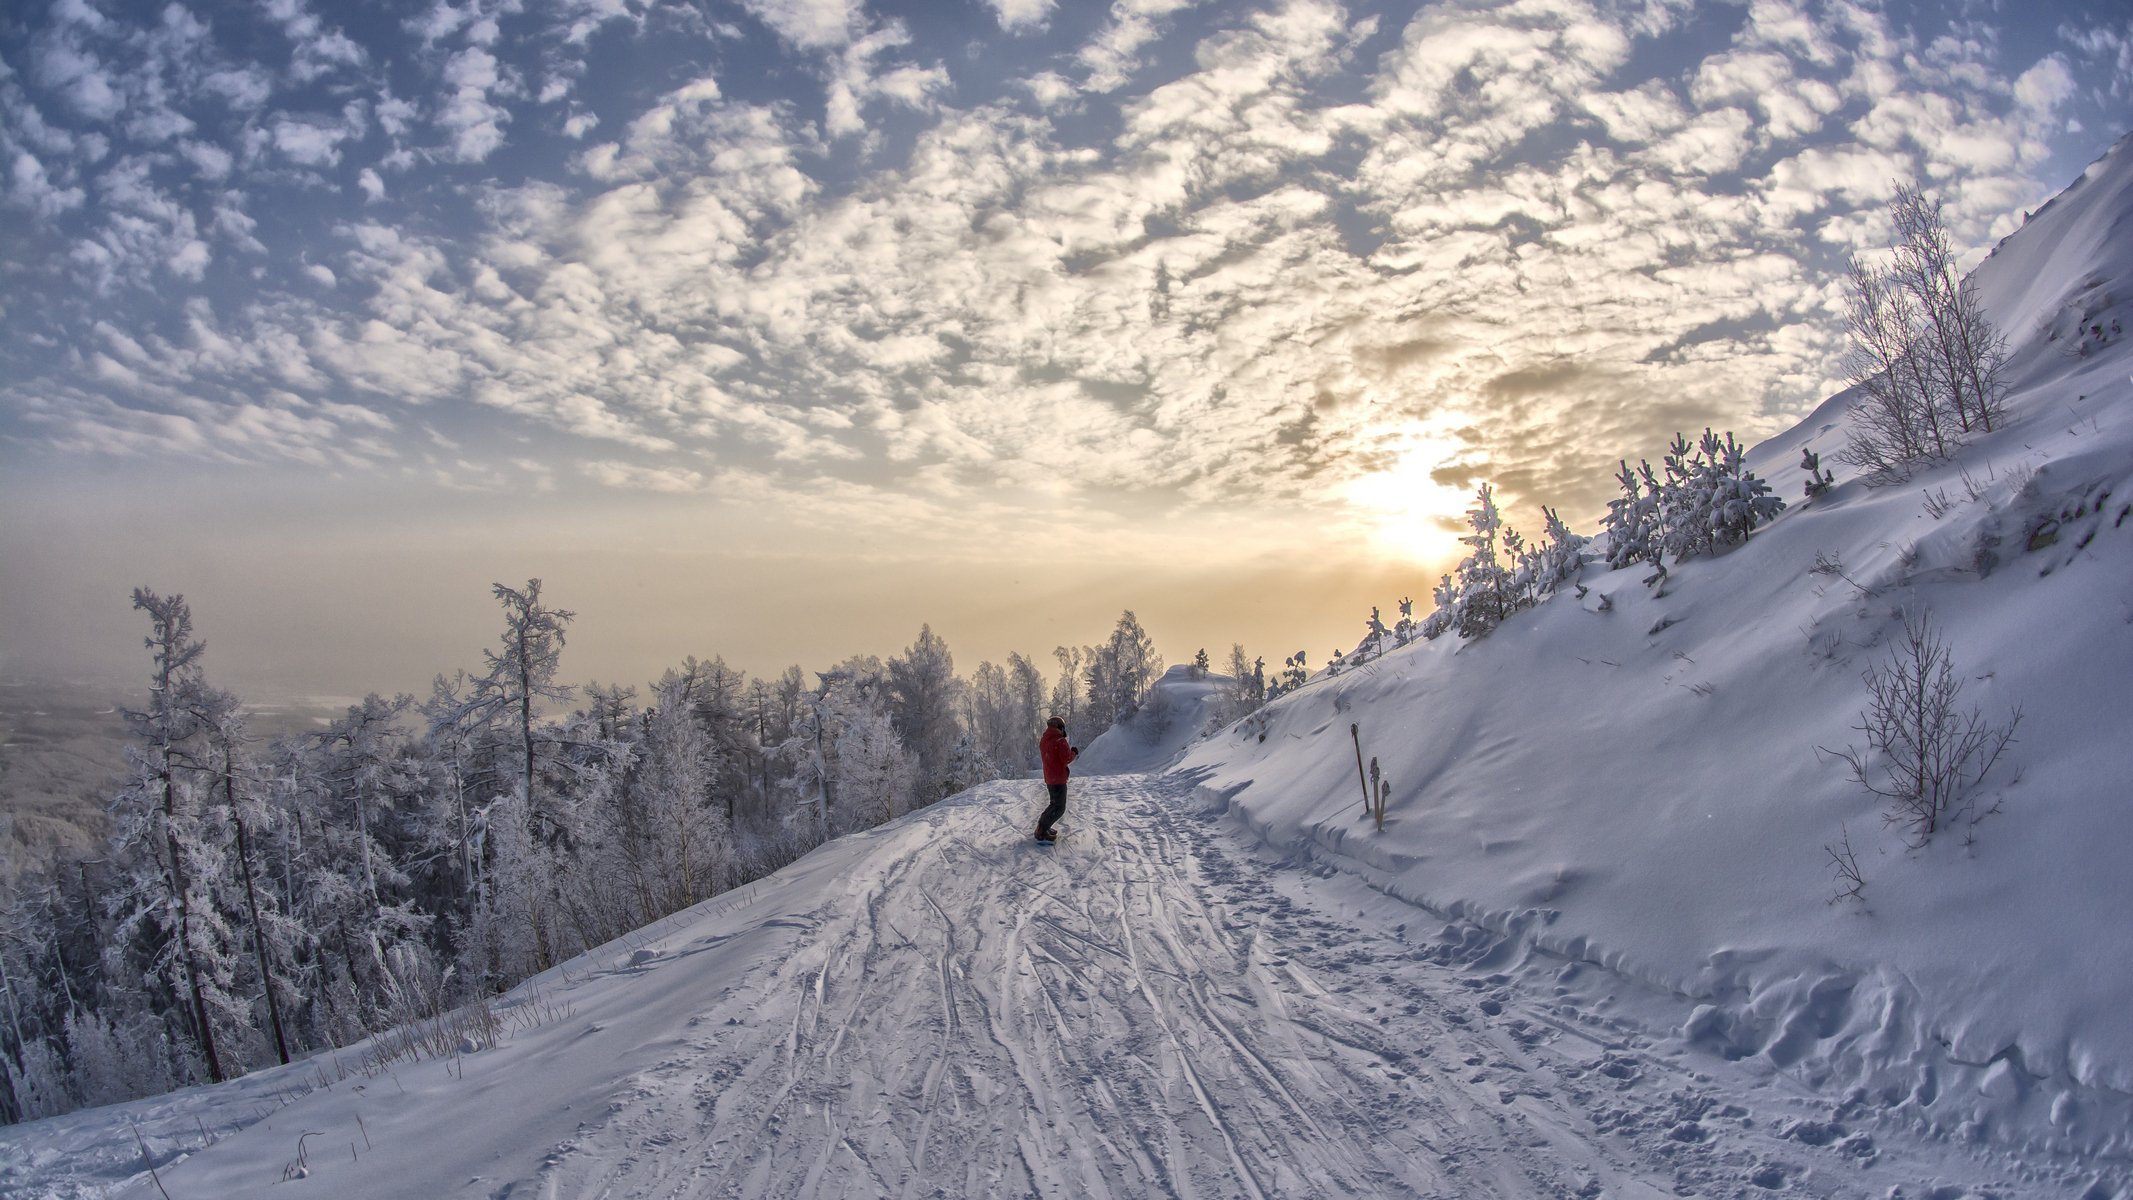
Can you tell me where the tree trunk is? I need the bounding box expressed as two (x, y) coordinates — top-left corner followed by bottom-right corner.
(161, 763), (224, 1084)
(223, 747), (291, 1065)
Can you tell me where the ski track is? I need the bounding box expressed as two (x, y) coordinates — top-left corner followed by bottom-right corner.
(520, 774), (2070, 1199)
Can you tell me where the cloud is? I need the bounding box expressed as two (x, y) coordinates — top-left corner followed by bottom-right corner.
(0, 0), (2116, 573)
(1078, 0), (1201, 93)
(262, 0), (368, 84)
(741, 0), (861, 51)
(273, 115), (355, 166)
(582, 459), (714, 493)
(7, 150), (86, 216)
(437, 47), (517, 162)
(985, 0), (1054, 33)
(825, 24), (950, 139)
(2014, 54), (2077, 114)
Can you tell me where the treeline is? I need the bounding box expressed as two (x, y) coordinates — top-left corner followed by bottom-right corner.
(0, 585), (1210, 1123)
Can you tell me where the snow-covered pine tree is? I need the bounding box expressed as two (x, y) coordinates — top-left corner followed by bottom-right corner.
(1693, 429), (1785, 552)
(1452, 483), (1517, 638)
(1528, 506), (1589, 594)
(1419, 573), (1458, 640)
(1600, 459), (1659, 572)
(1801, 448), (1835, 499)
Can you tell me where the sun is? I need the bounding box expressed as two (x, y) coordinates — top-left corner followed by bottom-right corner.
(1341, 435), (1471, 567)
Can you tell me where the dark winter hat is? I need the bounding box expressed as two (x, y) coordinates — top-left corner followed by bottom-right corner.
(1046, 716), (1065, 730)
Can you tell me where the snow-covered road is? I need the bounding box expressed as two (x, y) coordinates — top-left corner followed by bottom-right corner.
(486, 774), (2063, 1199)
(5, 771), (2093, 1199)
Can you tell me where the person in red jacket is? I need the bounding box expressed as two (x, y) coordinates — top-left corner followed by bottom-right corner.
(1034, 716), (1078, 842)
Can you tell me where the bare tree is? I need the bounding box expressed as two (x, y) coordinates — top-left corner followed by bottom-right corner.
(1839, 186), (2011, 483)
(1823, 610), (2020, 845)
(1891, 185), (2009, 435)
(1838, 254), (1943, 480)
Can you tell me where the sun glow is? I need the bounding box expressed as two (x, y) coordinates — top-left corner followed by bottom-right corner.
(1342, 435), (1472, 568)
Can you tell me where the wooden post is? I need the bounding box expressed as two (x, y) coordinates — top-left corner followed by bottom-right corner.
(1350, 724), (1370, 816)
(1369, 757), (1382, 831)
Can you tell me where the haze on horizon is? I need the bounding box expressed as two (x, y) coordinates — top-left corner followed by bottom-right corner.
(2, 0), (2128, 702)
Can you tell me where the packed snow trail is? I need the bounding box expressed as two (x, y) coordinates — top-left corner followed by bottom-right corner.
(10, 771), (2092, 1198)
(454, 775), (2057, 1199)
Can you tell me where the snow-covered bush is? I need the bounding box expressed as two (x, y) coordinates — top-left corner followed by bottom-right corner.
(1421, 485), (1589, 641)
(1600, 430), (1782, 584)
(1666, 429), (1785, 560)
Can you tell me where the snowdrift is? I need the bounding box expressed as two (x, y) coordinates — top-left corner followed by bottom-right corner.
(1173, 133), (2133, 1161)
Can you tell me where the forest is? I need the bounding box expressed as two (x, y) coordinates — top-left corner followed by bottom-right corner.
(0, 583), (1264, 1124)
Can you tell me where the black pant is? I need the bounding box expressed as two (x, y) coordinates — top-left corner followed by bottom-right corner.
(1036, 782), (1067, 835)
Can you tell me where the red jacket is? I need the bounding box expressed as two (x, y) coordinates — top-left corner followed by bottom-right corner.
(1040, 727), (1077, 785)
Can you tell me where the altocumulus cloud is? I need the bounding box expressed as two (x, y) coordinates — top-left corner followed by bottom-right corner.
(1, 0), (2128, 561)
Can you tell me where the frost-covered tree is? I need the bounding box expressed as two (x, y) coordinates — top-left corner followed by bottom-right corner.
(1840, 252), (1943, 480)
(475, 579), (577, 843)
(1049, 645), (1087, 739)
(1663, 429), (1785, 562)
(1219, 644), (1263, 725)
(1450, 483), (1517, 638)
(1835, 187), (2007, 486)
(831, 712), (915, 833)
(104, 590), (243, 1084)
(963, 661), (1021, 774)
(1526, 506), (1589, 597)
(190, 686), (295, 1066)
(1600, 458), (1665, 574)
(888, 625), (963, 804)
(1081, 611), (1162, 733)
(1006, 653), (1047, 769)
(615, 670), (731, 925)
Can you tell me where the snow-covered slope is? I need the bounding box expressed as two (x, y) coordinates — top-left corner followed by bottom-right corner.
(1177, 133), (2133, 1163)
(1076, 663), (1230, 775)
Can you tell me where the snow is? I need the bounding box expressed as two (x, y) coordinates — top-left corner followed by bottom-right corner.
(1075, 664), (1229, 775)
(6, 136), (2133, 1200)
(1, 775), (2110, 1198)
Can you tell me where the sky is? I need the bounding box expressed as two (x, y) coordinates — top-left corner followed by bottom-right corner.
(1, 0), (2128, 703)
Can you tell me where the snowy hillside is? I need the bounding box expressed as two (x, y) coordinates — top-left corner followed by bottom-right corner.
(5, 141), (2131, 1200)
(1178, 133), (2133, 1163)
(1076, 663), (1233, 775)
